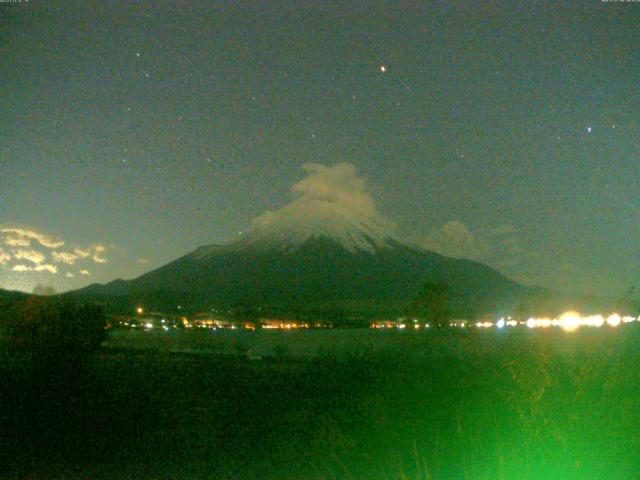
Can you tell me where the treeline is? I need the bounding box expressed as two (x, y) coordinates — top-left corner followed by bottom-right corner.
(0, 296), (107, 353)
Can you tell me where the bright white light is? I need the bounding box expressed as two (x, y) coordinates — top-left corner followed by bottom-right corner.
(517, 311), (635, 332)
(496, 319), (505, 329)
(559, 311), (581, 332)
(606, 314), (621, 327)
(538, 318), (552, 329)
(586, 315), (605, 328)
(380, 65), (386, 72)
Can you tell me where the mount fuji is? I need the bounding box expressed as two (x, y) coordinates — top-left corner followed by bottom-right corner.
(66, 164), (536, 317)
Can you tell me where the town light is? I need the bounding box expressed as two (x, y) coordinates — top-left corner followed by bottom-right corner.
(606, 314), (622, 327)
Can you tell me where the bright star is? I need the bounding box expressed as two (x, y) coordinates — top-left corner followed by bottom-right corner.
(136, 52), (141, 58)
(380, 65), (386, 73)
(587, 126), (592, 133)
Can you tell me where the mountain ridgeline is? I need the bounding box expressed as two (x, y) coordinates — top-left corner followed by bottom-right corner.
(67, 231), (539, 320)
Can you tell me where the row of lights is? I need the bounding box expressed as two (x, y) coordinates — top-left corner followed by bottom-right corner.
(457, 312), (636, 332)
(511, 312), (636, 332)
(135, 307), (637, 334)
(372, 312), (638, 333)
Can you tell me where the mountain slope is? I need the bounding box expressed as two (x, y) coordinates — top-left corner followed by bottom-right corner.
(64, 163), (542, 316)
(63, 163), (623, 318)
(67, 234), (533, 317)
(0, 288), (29, 300)
(0, 288), (29, 308)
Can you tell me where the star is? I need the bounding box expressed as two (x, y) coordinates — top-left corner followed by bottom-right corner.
(136, 52), (141, 58)
(587, 126), (592, 133)
(145, 73), (150, 78)
(380, 65), (386, 73)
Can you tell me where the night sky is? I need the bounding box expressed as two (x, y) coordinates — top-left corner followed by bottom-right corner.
(1, 0), (639, 296)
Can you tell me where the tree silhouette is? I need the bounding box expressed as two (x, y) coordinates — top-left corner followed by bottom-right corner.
(0, 297), (106, 353)
(409, 281), (452, 326)
(32, 284), (57, 296)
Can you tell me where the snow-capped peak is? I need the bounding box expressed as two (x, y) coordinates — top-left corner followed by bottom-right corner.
(196, 163), (399, 256)
(244, 163), (397, 253)
(241, 199), (396, 253)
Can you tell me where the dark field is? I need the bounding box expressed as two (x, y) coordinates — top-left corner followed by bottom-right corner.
(1, 328), (640, 479)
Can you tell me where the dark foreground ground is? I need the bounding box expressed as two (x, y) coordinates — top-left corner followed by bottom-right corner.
(1, 328), (640, 480)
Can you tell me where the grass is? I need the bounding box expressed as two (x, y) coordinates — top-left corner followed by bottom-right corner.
(1, 327), (639, 479)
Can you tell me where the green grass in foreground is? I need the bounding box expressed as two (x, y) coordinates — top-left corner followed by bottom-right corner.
(0, 327), (639, 479)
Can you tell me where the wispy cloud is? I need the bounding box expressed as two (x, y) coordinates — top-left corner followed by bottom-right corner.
(10, 263), (58, 274)
(4, 236), (30, 247)
(92, 244), (107, 263)
(52, 251), (79, 265)
(35, 264), (58, 274)
(74, 248), (91, 259)
(1, 228), (64, 249)
(52, 245), (108, 265)
(0, 248), (10, 266)
(0, 226), (112, 285)
(13, 249), (46, 265)
(421, 220), (530, 273)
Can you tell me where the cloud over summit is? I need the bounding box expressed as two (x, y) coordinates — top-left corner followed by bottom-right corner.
(254, 163), (386, 224)
(250, 163), (396, 251)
